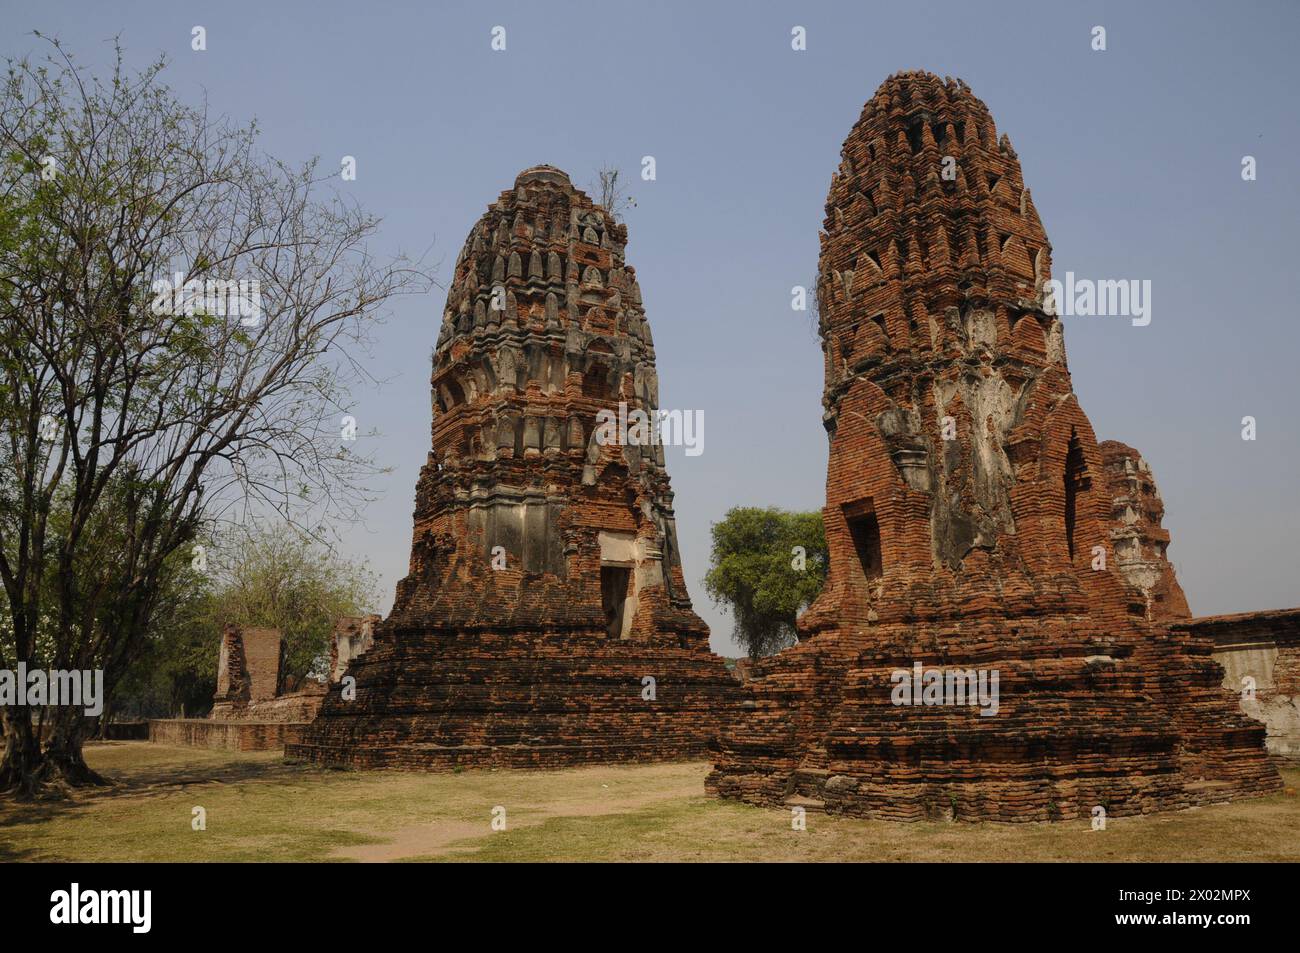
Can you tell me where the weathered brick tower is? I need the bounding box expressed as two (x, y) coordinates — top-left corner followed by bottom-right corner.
(707, 73), (1280, 820)
(289, 166), (740, 769)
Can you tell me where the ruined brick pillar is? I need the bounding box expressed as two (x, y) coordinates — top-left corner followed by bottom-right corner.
(707, 72), (1279, 821)
(289, 166), (741, 769)
(212, 625), (283, 718)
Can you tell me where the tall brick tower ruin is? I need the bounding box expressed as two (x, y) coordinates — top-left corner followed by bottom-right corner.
(289, 166), (740, 769)
(707, 73), (1280, 820)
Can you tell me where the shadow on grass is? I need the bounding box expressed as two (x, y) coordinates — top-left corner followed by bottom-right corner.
(0, 744), (320, 823)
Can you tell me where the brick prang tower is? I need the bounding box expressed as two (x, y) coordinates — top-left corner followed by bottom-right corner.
(706, 72), (1280, 821)
(290, 166), (741, 770)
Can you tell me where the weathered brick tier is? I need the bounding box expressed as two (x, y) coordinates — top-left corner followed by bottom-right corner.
(711, 621), (1276, 821)
(288, 629), (740, 769)
(291, 166), (742, 768)
(707, 72), (1280, 821)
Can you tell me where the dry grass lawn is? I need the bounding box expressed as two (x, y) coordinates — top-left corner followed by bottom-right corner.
(1, 741), (1296, 862)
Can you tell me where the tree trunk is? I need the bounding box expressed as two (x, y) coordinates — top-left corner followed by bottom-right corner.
(0, 707), (107, 798)
(40, 706), (107, 788)
(0, 709), (44, 798)
(92, 698), (112, 741)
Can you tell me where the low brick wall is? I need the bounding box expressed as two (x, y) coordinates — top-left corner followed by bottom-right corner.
(103, 721), (150, 741)
(149, 718), (308, 752)
(209, 686), (325, 724)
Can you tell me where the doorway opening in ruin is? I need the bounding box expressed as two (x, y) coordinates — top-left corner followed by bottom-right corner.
(843, 500), (883, 582)
(1064, 430), (1089, 559)
(601, 566), (631, 639)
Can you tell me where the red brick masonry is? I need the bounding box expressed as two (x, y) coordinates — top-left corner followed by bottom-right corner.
(150, 719), (305, 752)
(1182, 609), (1300, 762)
(706, 72), (1280, 821)
(288, 166), (742, 769)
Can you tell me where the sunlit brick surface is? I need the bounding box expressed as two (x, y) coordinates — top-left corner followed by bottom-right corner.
(707, 73), (1280, 821)
(289, 167), (741, 769)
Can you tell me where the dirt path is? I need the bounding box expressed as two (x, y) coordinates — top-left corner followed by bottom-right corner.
(329, 785), (694, 862)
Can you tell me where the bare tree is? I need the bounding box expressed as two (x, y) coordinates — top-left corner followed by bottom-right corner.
(589, 164), (636, 222)
(0, 36), (430, 794)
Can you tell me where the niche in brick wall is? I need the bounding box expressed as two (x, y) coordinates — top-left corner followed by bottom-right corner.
(1064, 430), (1090, 560)
(842, 498), (883, 584)
(601, 566), (632, 639)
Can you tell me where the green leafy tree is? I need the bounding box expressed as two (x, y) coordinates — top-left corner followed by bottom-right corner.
(0, 471), (214, 731)
(95, 541), (216, 723)
(0, 37), (427, 794)
(704, 507), (827, 660)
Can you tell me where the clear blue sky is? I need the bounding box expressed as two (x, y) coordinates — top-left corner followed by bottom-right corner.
(4, 0), (1297, 654)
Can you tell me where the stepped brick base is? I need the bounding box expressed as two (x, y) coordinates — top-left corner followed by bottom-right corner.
(286, 630), (742, 770)
(707, 620), (1280, 822)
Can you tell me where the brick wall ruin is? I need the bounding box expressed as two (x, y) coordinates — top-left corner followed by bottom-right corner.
(706, 71), (1279, 821)
(1181, 609), (1300, 761)
(212, 625), (285, 715)
(287, 166), (742, 770)
(154, 619), (380, 751)
(210, 624), (325, 724)
(150, 719), (306, 752)
(329, 614), (380, 684)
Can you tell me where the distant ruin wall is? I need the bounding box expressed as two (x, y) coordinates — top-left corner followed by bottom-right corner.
(150, 719), (306, 751)
(329, 614), (380, 683)
(210, 624), (329, 723)
(218, 683), (326, 724)
(151, 617), (382, 750)
(213, 624), (283, 710)
(1179, 608), (1300, 761)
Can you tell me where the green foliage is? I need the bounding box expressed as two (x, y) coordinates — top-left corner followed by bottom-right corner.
(110, 563), (217, 719)
(703, 507), (827, 660)
(0, 468), (212, 718)
(0, 37), (423, 785)
(207, 523), (378, 683)
(109, 522), (378, 716)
